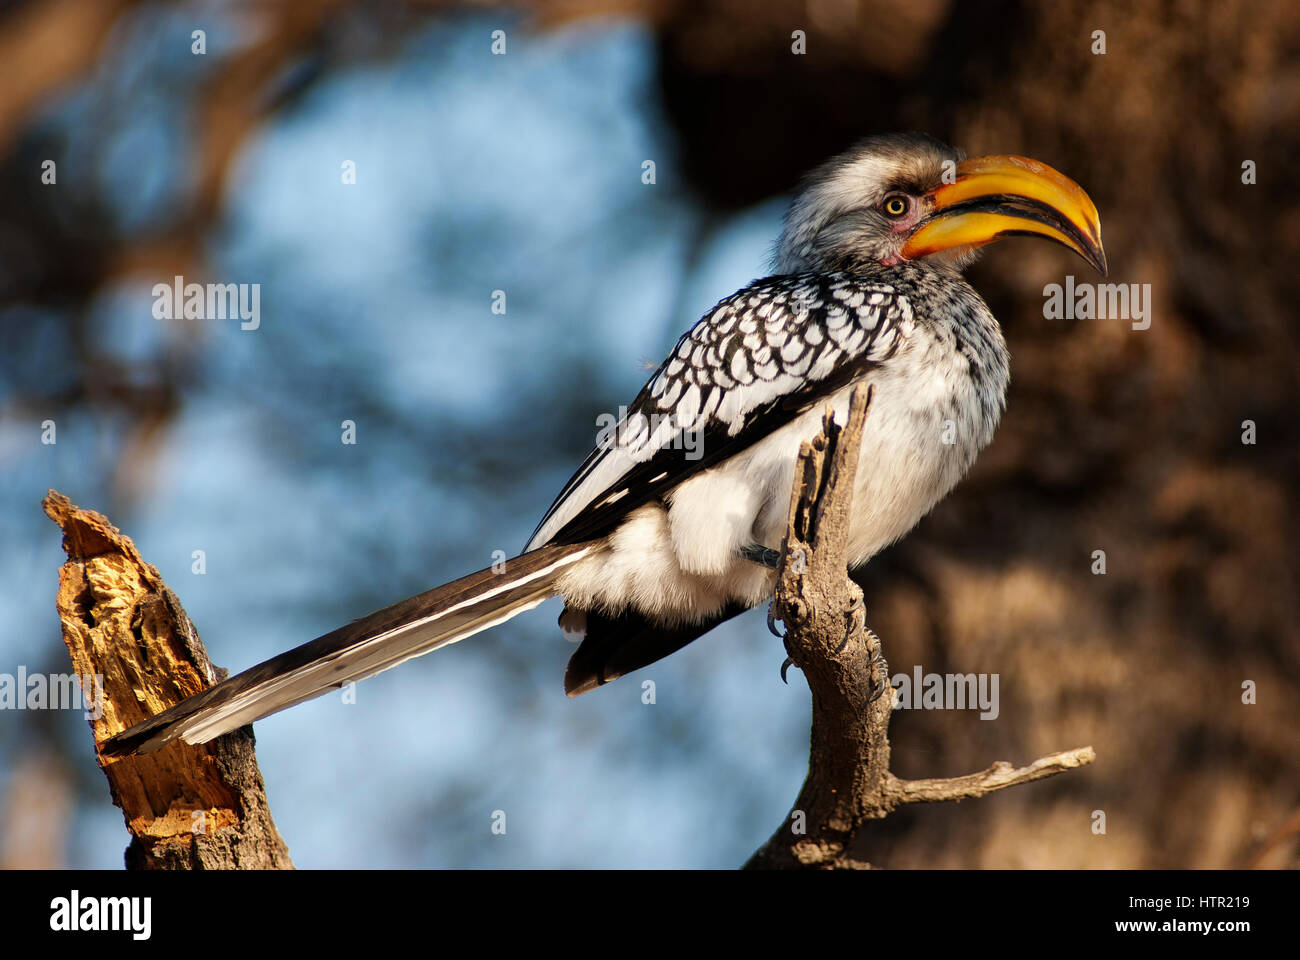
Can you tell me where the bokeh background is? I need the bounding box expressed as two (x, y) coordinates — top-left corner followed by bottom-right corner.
(1, 0), (1297, 869)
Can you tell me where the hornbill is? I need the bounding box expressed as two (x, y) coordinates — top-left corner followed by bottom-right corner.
(102, 132), (1106, 757)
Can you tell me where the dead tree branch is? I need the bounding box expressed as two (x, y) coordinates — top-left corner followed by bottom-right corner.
(745, 385), (1095, 869)
(42, 490), (292, 870)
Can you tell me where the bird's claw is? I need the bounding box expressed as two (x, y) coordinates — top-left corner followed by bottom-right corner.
(834, 594), (861, 655)
(770, 599), (797, 682)
(766, 601), (785, 639)
(866, 633), (890, 702)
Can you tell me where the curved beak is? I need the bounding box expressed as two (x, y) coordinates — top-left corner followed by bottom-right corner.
(902, 155), (1107, 276)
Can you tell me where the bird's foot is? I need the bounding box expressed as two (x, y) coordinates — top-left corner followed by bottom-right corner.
(833, 597), (890, 701)
(834, 594), (861, 655)
(768, 599), (798, 683)
(766, 600), (785, 639)
(738, 543), (782, 570)
(751, 547), (788, 685)
(866, 629), (891, 703)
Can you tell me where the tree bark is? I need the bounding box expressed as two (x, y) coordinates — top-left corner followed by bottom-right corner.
(42, 490), (292, 870)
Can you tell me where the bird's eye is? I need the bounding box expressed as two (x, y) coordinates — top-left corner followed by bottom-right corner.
(882, 194), (910, 218)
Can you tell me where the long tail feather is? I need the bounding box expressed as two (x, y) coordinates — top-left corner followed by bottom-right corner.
(101, 542), (594, 757)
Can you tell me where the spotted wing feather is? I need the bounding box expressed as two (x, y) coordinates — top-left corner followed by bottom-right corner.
(527, 272), (911, 550)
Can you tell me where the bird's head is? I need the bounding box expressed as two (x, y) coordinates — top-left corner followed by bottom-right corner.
(774, 132), (1107, 277)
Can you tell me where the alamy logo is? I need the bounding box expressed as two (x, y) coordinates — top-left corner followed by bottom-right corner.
(0, 669), (102, 719)
(1043, 275), (1152, 330)
(50, 891), (151, 940)
(596, 406), (704, 460)
(152, 275), (260, 330)
(891, 666), (999, 719)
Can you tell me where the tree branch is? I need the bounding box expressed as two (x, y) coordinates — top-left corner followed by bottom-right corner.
(745, 386), (1095, 869)
(881, 748), (1096, 806)
(42, 490), (292, 869)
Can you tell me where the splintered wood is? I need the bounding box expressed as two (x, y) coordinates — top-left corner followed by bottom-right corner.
(42, 490), (291, 869)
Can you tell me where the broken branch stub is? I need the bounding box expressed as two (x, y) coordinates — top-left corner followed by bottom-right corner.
(42, 489), (292, 870)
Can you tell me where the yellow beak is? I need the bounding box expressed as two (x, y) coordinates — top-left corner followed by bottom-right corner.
(901, 155), (1107, 275)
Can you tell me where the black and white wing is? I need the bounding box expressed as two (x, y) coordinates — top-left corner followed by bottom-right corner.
(526, 272), (913, 551)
